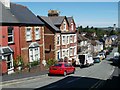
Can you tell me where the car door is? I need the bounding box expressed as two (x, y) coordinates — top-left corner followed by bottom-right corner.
(64, 64), (69, 73)
(69, 64), (74, 73)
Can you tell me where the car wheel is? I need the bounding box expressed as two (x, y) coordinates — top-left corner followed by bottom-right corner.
(64, 71), (67, 76)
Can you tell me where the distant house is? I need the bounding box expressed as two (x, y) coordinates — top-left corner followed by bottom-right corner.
(95, 40), (103, 52)
(100, 37), (113, 48)
(38, 10), (77, 61)
(105, 37), (112, 48)
(0, 1), (45, 74)
(77, 34), (89, 54)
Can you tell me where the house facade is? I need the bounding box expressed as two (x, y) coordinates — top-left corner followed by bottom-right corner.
(38, 10), (77, 61)
(0, 1), (45, 74)
(0, 1), (20, 74)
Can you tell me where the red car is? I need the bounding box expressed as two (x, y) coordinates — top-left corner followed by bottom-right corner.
(49, 62), (75, 76)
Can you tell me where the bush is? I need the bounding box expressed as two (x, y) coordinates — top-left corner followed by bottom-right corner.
(46, 58), (57, 68)
(30, 60), (39, 67)
(13, 55), (24, 69)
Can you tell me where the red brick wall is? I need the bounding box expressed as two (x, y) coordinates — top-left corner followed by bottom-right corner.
(44, 26), (55, 60)
(19, 26), (44, 65)
(0, 26), (20, 59)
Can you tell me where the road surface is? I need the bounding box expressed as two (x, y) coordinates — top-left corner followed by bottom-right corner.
(1, 48), (118, 90)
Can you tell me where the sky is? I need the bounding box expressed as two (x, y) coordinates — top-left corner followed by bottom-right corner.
(12, 2), (118, 28)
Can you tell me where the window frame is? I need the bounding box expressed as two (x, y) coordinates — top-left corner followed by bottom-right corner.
(26, 27), (32, 41)
(29, 47), (40, 62)
(62, 36), (66, 45)
(34, 27), (41, 40)
(8, 26), (14, 44)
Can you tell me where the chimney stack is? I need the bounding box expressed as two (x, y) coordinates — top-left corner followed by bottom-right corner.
(48, 10), (60, 17)
(0, 0), (10, 9)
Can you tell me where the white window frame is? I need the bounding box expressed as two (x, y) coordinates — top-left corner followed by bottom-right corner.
(67, 36), (69, 44)
(29, 47), (40, 62)
(70, 35), (73, 43)
(70, 48), (73, 56)
(57, 50), (61, 60)
(74, 47), (76, 56)
(8, 27), (14, 44)
(35, 27), (40, 40)
(74, 35), (76, 43)
(26, 27), (32, 41)
(3, 53), (14, 72)
(62, 36), (66, 45)
(62, 50), (66, 58)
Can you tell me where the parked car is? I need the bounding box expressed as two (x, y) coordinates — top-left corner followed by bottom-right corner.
(93, 57), (101, 63)
(49, 62), (75, 76)
(97, 52), (105, 60)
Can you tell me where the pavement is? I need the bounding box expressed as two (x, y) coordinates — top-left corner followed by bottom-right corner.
(2, 69), (48, 82)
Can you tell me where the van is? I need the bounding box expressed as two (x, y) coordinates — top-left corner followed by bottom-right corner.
(78, 54), (94, 67)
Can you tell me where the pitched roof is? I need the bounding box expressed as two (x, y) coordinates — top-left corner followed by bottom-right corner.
(49, 16), (65, 25)
(10, 3), (44, 25)
(0, 2), (19, 24)
(78, 34), (88, 41)
(91, 40), (97, 46)
(38, 16), (60, 32)
(67, 17), (73, 25)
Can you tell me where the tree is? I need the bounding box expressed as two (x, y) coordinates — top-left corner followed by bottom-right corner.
(109, 30), (117, 36)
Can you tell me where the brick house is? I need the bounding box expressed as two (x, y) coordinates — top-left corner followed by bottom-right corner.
(0, 1), (20, 74)
(38, 10), (77, 61)
(37, 16), (61, 61)
(0, 1), (45, 74)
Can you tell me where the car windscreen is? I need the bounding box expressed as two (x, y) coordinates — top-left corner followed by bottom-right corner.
(54, 64), (62, 67)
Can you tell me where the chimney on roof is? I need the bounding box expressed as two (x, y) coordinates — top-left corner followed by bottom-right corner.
(48, 10), (60, 17)
(0, 0), (10, 9)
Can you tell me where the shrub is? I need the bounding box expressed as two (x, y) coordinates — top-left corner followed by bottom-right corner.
(30, 60), (39, 67)
(14, 55), (24, 68)
(46, 58), (57, 68)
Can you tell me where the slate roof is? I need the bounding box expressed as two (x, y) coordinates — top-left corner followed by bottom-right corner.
(78, 34), (88, 41)
(0, 2), (19, 24)
(38, 16), (60, 32)
(10, 3), (44, 25)
(49, 16), (65, 25)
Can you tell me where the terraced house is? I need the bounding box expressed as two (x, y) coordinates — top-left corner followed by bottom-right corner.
(0, 0), (45, 74)
(38, 10), (77, 61)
